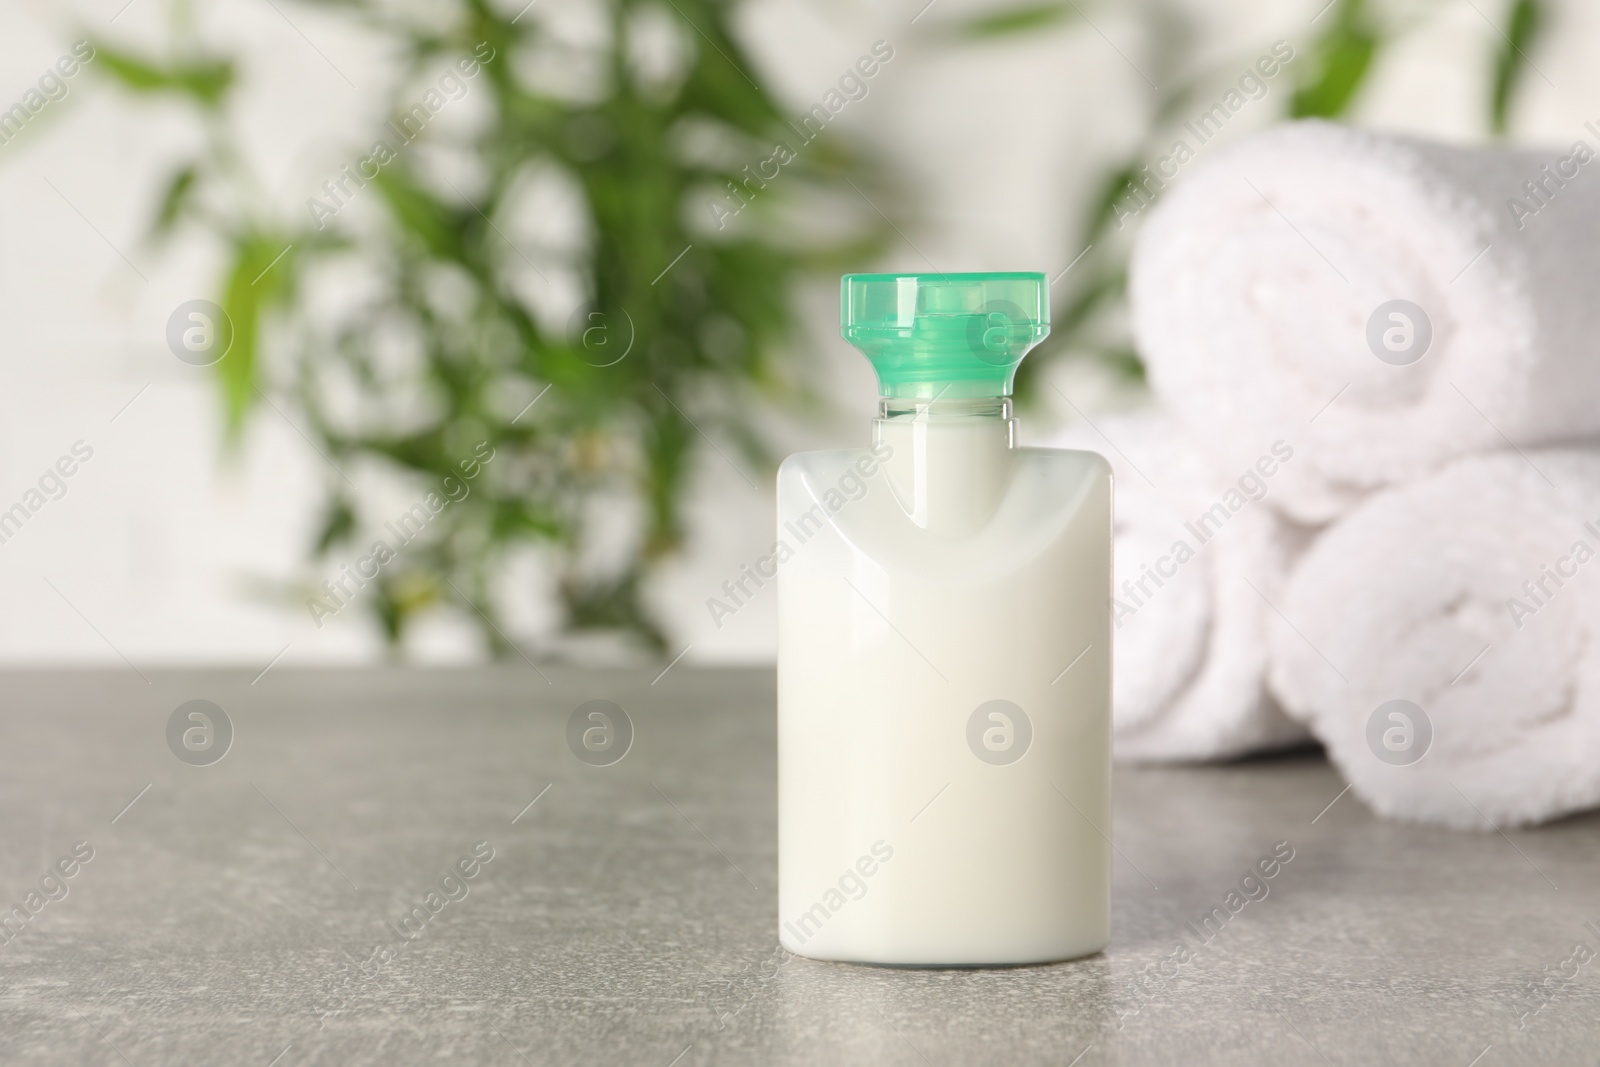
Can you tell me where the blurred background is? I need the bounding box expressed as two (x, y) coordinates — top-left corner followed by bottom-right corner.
(0, 0), (1576, 670)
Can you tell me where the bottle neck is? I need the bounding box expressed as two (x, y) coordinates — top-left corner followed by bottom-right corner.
(872, 396), (1015, 536)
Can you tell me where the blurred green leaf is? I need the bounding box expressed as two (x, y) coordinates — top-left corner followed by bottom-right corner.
(1491, 0), (1542, 135)
(87, 44), (234, 105)
(149, 165), (197, 240)
(1289, 0), (1380, 119)
(373, 170), (461, 260)
(1097, 346), (1145, 383)
(313, 497), (357, 553)
(945, 3), (1080, 39)
(215, 236), (296, 440)
(215, 249), (262, 440)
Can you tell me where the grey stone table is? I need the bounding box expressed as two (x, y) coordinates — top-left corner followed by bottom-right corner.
(1, 668), (1596, 1066)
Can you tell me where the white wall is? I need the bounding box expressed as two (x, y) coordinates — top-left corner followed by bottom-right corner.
(0, 0), (1581, 667)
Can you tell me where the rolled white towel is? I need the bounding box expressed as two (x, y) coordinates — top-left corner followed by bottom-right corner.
(1044, 408), (1308, 761)
(1269, 451), (1600, 829)
(1131, 119), (1600, 523)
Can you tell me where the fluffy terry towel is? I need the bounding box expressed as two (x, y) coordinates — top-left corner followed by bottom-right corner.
(1045, 409), (1308, 761)
(1130, 119), (1600, 524)
(1269, 451), (1600, 829)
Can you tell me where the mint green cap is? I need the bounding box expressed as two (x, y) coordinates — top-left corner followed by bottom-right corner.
(841, 272), (1050, 399)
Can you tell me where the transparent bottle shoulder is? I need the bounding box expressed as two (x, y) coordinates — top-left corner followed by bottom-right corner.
(777, 446), (1111, 556)
(778, 444), (1109, 484)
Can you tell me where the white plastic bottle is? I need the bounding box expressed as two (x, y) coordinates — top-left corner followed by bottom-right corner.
(777, 273), (1112, 965)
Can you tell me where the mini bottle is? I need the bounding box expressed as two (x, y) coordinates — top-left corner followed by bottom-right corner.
(777, 272), (1112, 966)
